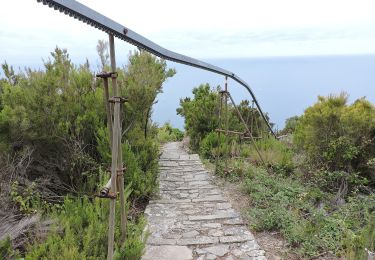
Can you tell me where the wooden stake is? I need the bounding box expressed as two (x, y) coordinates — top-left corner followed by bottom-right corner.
(103, 77), (113, 147)
(215, 87), (223, 173)
(107, 95), (120, 260)
(224, 77), (229, 171)
(108, 34), (127, 245)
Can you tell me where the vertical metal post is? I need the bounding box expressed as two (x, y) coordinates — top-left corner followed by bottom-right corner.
(107, 34), (127, 260)
(224, 77), (229, 172)
(107, 97), (119, 260)
(109, 34), (127, 244)
(215, 88), (223, 174)
(250, 100), (256, 135)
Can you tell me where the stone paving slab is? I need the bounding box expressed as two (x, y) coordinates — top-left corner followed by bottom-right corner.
(143, 142), (266, 260)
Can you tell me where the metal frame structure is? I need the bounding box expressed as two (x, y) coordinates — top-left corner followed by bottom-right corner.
(36, 0), (276, 137)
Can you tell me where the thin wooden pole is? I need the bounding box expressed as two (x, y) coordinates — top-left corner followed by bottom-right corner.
(108, 34), (127, 244)
(224, 77), (229, 171)
(215, 88), (223, 174)
(103, 77), (113, 147)
(107, 96), (119, 260)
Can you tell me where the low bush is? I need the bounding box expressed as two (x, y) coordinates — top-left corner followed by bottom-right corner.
(242, 164), (375, 257)
(157, 123), (184, 143)
(200, 131), (229, 160)
(295, 93), (375, 188)
(245, 137), (294, 174)
(25, 194), (146, 260)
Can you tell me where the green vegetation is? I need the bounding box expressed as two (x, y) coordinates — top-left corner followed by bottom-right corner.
(0, 44), (174, 259)
(24, 195), (146, 260)
(295, 93), (375, 189)
(178, 87), (375, 258)
(157, 122), (184, 143)
(177, 84), (267, 152)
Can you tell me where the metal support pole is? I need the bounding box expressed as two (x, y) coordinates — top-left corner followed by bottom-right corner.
(107, 96), (119, 260)
(224, 77), (229, 172)
(106, 34), (127, 260)
(215, 87), (223, 174)
(251, 100), (254, 137)
(109, 34), (127, 244)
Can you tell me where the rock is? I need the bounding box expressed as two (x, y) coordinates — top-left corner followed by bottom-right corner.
(142, 245), (192, 260)
(208, 229), (224, 237)
(206, 254), (217, 259)
(177, 236), (219, 245)
(219, 234), (254, 243)
(188, 212), (238, 221)
(182, 230), (199, 238)
(147, 237), (177, 245)
(231, 248), (245, 257)
(202, 223), (222, 228)
(202, 245), (230, 256)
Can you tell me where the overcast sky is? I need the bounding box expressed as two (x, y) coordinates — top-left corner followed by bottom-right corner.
(1, 0), (375, 68)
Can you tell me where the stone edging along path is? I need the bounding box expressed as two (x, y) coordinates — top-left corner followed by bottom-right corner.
(142, 142), (266, 260)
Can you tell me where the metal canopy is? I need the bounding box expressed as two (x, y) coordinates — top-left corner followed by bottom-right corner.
(37, 0), (275, 137)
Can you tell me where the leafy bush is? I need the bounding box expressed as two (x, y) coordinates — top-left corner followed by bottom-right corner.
(245, 137), (294, 174)
(25, 192), (146, 260)
(157, 122), (184, 143)
(199, 131), (229, 160)
(114, 217), (147, 260)
(345, 212), (375, 260)
(280, 116), (300, 134)
(177, 84), (220, 151)
(243, 164), (375, 257)
(295, 93), (375, 188)
(0, 236), (20, 259)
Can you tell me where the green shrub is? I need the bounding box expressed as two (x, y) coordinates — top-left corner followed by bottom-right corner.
(177, 84), (221, 151)
(199, 131), (229, 160)
(245, 137), (294, 174)
(122, 140), (158, 198)
(242, 164), (375, 257)
(157, 123), (184, 143)
(114, 217), (147, 260)
(25, 192), (146, 260)
(0, 236), (20, 260)
(345, 212), (375, 260)
(295, 93), (375, 188)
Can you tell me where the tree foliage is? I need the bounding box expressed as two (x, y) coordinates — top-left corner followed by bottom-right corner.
(295, 93), (375, 187)
(177, 84), (220, 150)
(177, 84), (271, 154)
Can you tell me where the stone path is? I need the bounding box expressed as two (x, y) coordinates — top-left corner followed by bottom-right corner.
(142, 142), (266, 260)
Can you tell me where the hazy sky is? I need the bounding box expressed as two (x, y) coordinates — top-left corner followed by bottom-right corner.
(1, 0), (375, 67)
